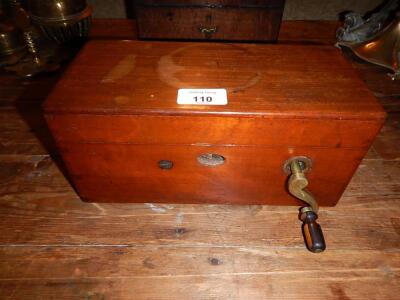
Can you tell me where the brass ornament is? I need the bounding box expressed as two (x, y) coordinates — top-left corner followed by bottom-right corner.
(26, 0), (93, 43)
(336, 0), (400, 80)
(0, 22), (26, 66)
(338, 16), (400, 80)
(0, 0), (92, 77)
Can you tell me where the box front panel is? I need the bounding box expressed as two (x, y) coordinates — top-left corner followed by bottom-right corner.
(46, 113), (380, 205)
(57, 143), (365, 206)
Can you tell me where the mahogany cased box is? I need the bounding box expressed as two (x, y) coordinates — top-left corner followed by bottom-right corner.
(44, 40), (386, 206)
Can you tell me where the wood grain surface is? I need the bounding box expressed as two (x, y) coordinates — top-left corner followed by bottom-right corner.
(44, 41), (385, 120)
(0, 19), (399, 300)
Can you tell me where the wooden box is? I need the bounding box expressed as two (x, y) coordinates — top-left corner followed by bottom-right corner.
(44, 40), (386, 206)
(134, 0), (285, 41)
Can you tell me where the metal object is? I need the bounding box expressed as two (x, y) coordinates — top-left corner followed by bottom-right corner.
(199, 26), (218, 38)
(337, 1), (400, 79)
(336, 0), (398, 43)
(286, 156), (326, 253)
(10, 0), (42, 65)
(287, 158), (318, 213)
(1, 0), (57, 76)
(197, 153), (225, 167)
(338, 16), (400, 80)
(26, 0), (92, 43)
(158, 160), (173, 170)
(0, 23), (26, 58)
(283, 156), (312, 176)
(23, 30), (40, 64)
(0, 0), (83, 77)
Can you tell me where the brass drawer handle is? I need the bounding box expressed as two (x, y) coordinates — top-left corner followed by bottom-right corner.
(285, 156), (326, 253)
(198, 26), (218, 38)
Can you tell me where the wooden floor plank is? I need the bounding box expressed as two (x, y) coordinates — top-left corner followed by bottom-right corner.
(0, 246), (399, 299)
(1, 247), (399, 279)
(0, 273), (399, 300)
(0, 207), (398, 250)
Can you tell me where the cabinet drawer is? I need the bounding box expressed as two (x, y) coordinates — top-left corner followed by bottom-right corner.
(134, 3), (284, 41)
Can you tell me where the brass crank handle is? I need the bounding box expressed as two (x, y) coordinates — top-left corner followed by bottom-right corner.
(286, 158), (326, 253)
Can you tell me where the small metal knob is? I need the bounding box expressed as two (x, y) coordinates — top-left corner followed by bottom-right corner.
(158, 160), (173, 170)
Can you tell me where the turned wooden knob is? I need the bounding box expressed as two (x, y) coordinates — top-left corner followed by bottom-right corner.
(300, 209), (326, 253)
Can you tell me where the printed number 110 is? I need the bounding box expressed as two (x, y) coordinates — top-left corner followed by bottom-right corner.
(194, 96), (212, 102)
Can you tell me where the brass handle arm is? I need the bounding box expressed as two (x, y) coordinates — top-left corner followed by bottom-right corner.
(287, 158), (326, 253)
(288, 160), (319, 213)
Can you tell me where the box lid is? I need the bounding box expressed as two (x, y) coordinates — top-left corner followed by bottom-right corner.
(44, 40), (386, 120)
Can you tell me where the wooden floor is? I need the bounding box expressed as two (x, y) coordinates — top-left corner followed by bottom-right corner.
(0, 20), (399, 300)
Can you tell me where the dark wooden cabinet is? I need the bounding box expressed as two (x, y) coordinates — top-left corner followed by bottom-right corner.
(44, 40), (385, 206)
(133, 0), (285, 41)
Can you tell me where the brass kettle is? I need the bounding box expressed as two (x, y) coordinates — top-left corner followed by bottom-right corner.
(338, 16), (400, 80)
(336, 0), (400, 80)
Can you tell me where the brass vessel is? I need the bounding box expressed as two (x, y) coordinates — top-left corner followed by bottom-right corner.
(336, 0), (400, 79)
(338, 16), (400, 80)
(0, 22), (26, 65)
(26, 0), (92, 43)
(0, 0), (92, 76)
(0, 22), (24, 56)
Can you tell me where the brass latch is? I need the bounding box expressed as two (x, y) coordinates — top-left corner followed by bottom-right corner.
(285, 156), (326, 253)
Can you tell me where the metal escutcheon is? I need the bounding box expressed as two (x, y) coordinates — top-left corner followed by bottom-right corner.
(158, 160), (173, 170)
(283, 156), (312, 175)
(197, 153), (225, 167)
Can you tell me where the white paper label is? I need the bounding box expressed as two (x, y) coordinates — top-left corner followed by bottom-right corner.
(177, 89), (228, 105)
